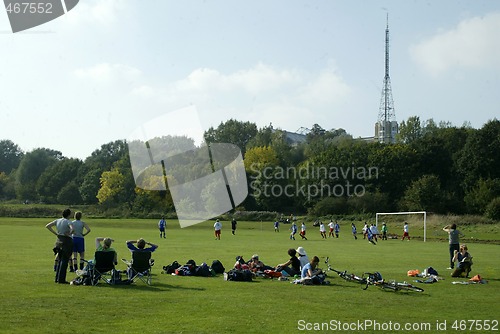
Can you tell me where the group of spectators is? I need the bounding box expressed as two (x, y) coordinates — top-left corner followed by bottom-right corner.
(46, 208), (158, 284)
(233, 246), (326, 285)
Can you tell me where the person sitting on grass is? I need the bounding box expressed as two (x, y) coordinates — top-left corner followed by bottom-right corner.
(248, 254), (265, 272)
(275, 248), (301, 277)
(451, 244), (473, 278)
(300, 256), (326, 285)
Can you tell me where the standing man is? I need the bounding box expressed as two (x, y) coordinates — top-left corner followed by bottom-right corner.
(443, 224), (464, 269)
(381, 223), (388, 240)
(351, 223), (358, 240)
(328, 220), (335, 238)
(70, 211), (91, 272)
(402, 221), (410, 241)
(46, 208), (74, 284)
(274, 220), (280, 232)
(290, 221), (297, 240)
(158, 216), (166, 239)
(319, 222), (326, 239)
(299, 222), (308, 240)
(231, 218), (237, 235)
(334, 221), (340, 238)
(214, 219), (222, 240)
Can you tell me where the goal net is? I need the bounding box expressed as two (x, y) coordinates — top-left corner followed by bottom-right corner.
(375, 211), (427, 242)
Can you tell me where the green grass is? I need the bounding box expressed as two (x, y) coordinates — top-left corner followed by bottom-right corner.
(0, 217), (499, 334)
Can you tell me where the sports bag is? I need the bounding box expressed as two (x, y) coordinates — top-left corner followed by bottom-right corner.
(224, 269), (253, 282)
(211, 260), (225, 274)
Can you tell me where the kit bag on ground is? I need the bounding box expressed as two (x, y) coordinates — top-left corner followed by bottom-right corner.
(211, 260), (225, 274)
(224, 269), (253, 282)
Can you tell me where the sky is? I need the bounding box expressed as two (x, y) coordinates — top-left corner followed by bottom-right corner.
(0, 0), (499, 160)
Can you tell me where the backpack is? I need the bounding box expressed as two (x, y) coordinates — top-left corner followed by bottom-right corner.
(426, 267), (438, 276)
(195, 263), (211, 277)
(163, 261), (180, 274)
(211, 260), (225, 274)
(224, 269), (253, 282)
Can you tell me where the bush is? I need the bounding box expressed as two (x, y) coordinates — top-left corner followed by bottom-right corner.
(0, 205), (63, 218)
(485, 197), (500, 221)
(225, 211), (280, 221)
(308, 197), (348, 216)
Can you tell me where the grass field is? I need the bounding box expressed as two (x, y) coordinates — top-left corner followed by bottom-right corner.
(0, 217), (498, 334)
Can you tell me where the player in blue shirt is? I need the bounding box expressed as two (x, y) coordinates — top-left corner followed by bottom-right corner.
(158, 217), (166, 239)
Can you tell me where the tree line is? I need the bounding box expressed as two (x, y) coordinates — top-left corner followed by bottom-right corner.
(0, 117), (499, 219)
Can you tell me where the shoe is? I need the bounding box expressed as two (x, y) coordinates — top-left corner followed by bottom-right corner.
(447, 267), (453, 270)
(58, 281), (70, 284)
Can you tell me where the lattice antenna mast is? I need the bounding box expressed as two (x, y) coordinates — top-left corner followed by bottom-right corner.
(377, 13), (397, 143)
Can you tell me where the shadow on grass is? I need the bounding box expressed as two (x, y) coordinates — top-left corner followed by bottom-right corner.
(82, 281), (207, 292)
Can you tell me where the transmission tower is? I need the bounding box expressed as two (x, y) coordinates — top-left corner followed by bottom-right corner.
(375, 13), (398, 143)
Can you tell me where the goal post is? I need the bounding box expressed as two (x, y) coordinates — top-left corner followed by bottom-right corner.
(376, 211), (427, 242)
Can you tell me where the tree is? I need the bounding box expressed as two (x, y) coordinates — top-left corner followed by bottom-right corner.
(0, 172), (16, 200)
(36, 158), (82, 203)
(244, 146), (279, 172)
(246, 125), (274, 149)
(14, 148), (62, 201)
(0, 140), (23, 174)
(204, 119), (257, 155)
(457, 119), (500, 191)
(57, 181), (83, 204)
(245, 146), (287, 211)
(368, 143), (420, 209)
(79, 140), (129, 204)
(485, 197), (500, 220)
(96, 169), (127, 206)
(464, 178), (500, 214)
(401, 175), (444, 212)
(79, 169), (102, 204)
(398, 116), (422, 144)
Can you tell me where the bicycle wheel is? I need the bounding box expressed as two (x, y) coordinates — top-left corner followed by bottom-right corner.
(379, 282), (399, 291)
(395, 282), (424, 292)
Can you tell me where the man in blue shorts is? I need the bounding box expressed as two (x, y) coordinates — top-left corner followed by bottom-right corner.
(70, 211), (91, 272)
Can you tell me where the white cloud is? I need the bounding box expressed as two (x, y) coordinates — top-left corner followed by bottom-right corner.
(410, 11), (500, 75)
(129, 62), (351, 130)
(297, 67), (351, 106)
(172, 63), (301, 95)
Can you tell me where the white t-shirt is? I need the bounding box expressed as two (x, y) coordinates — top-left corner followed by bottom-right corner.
(214, 221), (222, 231)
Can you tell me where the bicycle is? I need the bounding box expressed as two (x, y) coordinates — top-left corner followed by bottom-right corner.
(324, 257), (368, 288)
(363, 272), (424, 292)
(324, 258), (423, 292)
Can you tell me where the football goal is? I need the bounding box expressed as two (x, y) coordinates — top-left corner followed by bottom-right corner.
(375, 211), (427, 242)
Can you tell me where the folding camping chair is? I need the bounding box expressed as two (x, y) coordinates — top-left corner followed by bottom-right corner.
(121, 251), (153, 285)
(86, 251), (117, 285)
